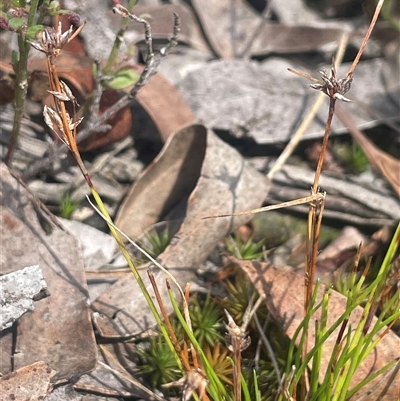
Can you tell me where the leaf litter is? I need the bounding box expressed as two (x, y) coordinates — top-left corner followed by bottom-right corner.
(0, 0), (399, 399)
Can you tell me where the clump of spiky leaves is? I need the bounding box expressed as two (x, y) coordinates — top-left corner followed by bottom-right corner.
(190, 295), (224, 347)
(135, 293), (229, 394)
(204, 342), (233, 385)
(138, 226), (170, 262)
(220, 265), (268, 326)
(225, 232), (265, 260)
(136, 335), (181, 390)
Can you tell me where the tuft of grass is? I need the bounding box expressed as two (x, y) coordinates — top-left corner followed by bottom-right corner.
(138, 226), (170, 261)
(279, 223), (400, 401)
(225, 232), (265, 261)
(136, 336), (182, 389)
(190, 294), (224, 347)
(334, 139), (369, 174)
(59, 192), (80, 219)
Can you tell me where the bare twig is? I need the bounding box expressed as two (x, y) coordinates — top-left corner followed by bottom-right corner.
(346, 0), (385, 80)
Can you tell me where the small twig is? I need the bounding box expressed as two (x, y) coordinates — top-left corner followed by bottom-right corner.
(238, 0), (274, 59)
(129, 12), (180, 98)
(345, 0), (385, 80)
(202, 193), (326, 220)
(253, 314), (282, 388)
(113, 4), (180, 98)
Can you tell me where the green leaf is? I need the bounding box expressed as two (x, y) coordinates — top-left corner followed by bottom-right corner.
(107, 68), (139, 90)
(26, 24), (44, 41)
(8, 17), (25, 31)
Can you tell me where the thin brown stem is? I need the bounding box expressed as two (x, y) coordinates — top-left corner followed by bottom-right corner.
(346, 0), (385, 80)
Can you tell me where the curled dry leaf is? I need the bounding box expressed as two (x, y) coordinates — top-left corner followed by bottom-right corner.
(235, 258), (400, 401)
(336, 103), (400, 197)
(79, 89), (132, 152)
(136, 70), (196, 142)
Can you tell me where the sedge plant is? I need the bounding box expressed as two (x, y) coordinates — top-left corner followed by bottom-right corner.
(26, 5), (238, 400)
(283, 1), (399, 399)
(279, 223), (400, 401)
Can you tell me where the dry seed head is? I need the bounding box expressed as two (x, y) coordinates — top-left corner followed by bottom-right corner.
(43, 105), (83, 145)
(224, 309), (251, 352)
(43, 105), (69, 145)
(182, 368), (208, 401)
(29, 21), (85, 57)
(48, 80), (79, 106)
(310, 66), (353, 102)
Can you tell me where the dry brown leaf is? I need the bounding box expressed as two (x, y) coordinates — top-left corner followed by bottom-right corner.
(236, 258), (400, 401)
(115, 123), (206, 240)
(0, 361), (56, 401)
(79, 89), (132, 152)
(191, 0), (341, 58)
(0, 164), (97, 381)
(136, 71), (196, 142)
(336, 103), (400, 197)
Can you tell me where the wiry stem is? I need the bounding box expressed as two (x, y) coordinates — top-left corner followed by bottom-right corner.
(4, 0), (44, 165)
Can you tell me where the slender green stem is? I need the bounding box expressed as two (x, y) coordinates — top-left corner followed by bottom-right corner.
(5, 37), (29, 164)
(5, 0), (41, 165)
(103, 0), (137, 76)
